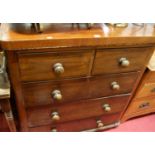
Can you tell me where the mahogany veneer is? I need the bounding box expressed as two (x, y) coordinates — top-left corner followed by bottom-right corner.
(0, 23), (155, 132)
(18, 50), (94, 82)
(93, 47), (152, 75)
(22, 72), (138, 107)
(27, 94), (130, 127)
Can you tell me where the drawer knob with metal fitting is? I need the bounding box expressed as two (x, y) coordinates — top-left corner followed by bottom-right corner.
(51, 128), (57, 132)
(52, 90), (62, 101)
(96, 120), (104, 128)
(119, 57), (130, 67)
(111, 81), (120, 90)
(102, 104), (111, 112)
(53, 63), (64, 75)
(51, 112), (60, 121)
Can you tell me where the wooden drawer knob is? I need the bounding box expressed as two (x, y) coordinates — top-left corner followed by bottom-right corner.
(119, 57), (130, 67)
(51, 112), (60, 121)
(103, 104), (111, 112)
(53, 63), (64, 74)
(51, 128), (57, 132)
(52, 90), (62, 101)
(96, 120), (104, 128)
(111, 81), (120, 90)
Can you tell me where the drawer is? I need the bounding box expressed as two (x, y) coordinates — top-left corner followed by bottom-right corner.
(136, 83), (155, 98)
(28, 114), (120, 132)
(18, 50), (93, 82)
(124, 96), (155, 118)
(92, 47), (153, 75)
(27, 94), (130, 127)
(143, 70), (155, 83)
(22, 72), (138, 107)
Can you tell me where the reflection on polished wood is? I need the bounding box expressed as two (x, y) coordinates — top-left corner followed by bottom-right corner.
(1, 23), (155, 132)
(1, 23), (155, 50)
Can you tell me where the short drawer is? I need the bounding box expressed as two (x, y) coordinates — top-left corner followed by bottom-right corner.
(92, 47), (153, 75)
(27, 94), (130, 127)
(28, 114), (120, 132)
(22, 72), (138, 107)
(18, 50), (93, 82)
(124, 96), (155, 118)
(136, 83), (155, 98)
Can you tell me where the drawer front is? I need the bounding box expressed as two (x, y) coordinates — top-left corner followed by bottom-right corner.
(29, 113), (120, 132)
(92, 47), (152, 75)
(22, 72), (138, 107)
(18, 51), (93, 82)
(27, 94), (130, 127)
(124, 97), (155, 117)
(145, 71), (155, 83)
(136, 83), (155, 98)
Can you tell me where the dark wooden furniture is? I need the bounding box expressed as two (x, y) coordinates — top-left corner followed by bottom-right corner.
(0, 52), (16, 132)
(0, 112), (10, 131)
(122, 51), (155, 121)
(0, 23), (155, 132)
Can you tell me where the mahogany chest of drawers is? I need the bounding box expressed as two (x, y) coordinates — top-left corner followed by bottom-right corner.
(1, 23), (155, 132)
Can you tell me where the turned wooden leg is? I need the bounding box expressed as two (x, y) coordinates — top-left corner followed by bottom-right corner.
(0, 99), (16, 132)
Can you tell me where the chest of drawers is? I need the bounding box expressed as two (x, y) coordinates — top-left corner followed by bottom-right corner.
(122, 51), (155, 121)
(1, 23), (155, 131)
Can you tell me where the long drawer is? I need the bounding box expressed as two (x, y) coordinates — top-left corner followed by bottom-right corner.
(18, 50), (94, 82)
(92, 47), (153, 75)
(22, 72), (138, 107)
(27, 94), (130, 127)
(28, 114), (120, 132)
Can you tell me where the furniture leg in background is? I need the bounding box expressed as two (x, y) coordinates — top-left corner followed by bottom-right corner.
(0, 51), (16, 132)
(0, 99), (16, 132)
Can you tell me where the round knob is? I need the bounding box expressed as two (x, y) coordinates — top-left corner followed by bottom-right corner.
(51, 128), (57, 132)
(53, 63), (64, 74)
(103, 104), (111, 112)
(52, 90), (62, 101)
(111, 81), (120, 90)
(96, 120), (104, 128)
(51, 112), (60, 121)
(119, 57), (130, 67)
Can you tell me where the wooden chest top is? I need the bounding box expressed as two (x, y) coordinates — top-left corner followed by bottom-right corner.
(1, 24), (155, 50)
